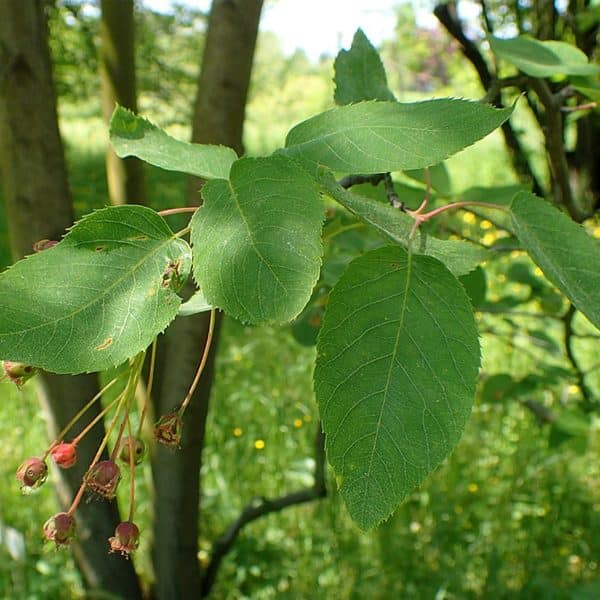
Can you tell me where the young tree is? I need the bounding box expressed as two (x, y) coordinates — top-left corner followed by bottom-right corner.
(0, 2), (141, 597)
(99, 0), (146, 205)
(1, 2), (599, 599)
(150, 1), (264, 596)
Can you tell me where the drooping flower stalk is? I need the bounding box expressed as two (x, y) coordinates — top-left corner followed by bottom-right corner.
(177, 308), (216, 417)
(43, 374), (122, 460)
(136, 338), (157, 439)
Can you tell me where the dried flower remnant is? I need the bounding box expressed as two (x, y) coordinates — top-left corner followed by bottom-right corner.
(32, 239), (58, 252)
(2, 361), (37, 387)
(43, 512), (76, 547)
(16, 457), (48, 492)
(109, 521), (140, 556)
(50, 442), (78, 469)
(154, 412), (182, 447)
(84, 460), (121, 500)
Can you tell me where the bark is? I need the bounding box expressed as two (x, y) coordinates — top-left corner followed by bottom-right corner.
(150, 1), (263, 598)
(0, 2), (141, 597)
(99, 0), (146, 205)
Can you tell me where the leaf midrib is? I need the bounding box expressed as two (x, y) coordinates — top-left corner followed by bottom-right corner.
(358, 251), (414, 525)
(0, 236), (180, 339)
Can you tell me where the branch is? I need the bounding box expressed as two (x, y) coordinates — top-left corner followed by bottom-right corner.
(521, 398), (557, 424)
(563, 303), (596, 412)
(338, 173), (386, 189)
(338, 172), (404, 209)
(434, 2), (543, 195)
(201, 425), (327, 596)
(529, 78), (583, 220)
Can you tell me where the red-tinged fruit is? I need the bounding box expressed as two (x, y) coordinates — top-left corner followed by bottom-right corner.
(3, 361), (37, 387)
(16, 457), (48, 492)
(50, 442), (77, 469)
(84, 460), (121, 500)
(118, 436), (146, 465)
(109, 521), (140, 556)
(43, 512), (76, 547)
(153, 412), (182, 447)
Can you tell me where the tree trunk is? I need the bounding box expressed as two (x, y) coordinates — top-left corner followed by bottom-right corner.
(0, 3), (141, 597)
(150, 1), (263, 598)
(99, 0), (146, 205)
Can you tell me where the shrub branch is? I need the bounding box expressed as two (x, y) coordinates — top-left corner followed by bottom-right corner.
(201, 425), (326, 596)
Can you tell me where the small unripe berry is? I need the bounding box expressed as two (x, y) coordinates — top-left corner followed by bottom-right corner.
(43, 512), (76, 547)
(109, 521), (140, 556)
(154, 412), (182, 447)
(118, 436), (146, 465)
(16, 457), (48, 492)
(50, 442), (77, 469)
(3, 361), (36, 387)
(84, 460), (121, 500)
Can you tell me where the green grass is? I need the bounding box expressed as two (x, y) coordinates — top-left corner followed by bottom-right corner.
(1, 106), (600, 600)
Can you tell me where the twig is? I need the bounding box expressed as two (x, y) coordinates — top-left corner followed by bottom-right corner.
(201, 425), (326, 596)
(528, 78), (582, 221)
(337, 173), (404, 209)
(563, 303), (596, 411)
(561, 101), (597, 113)
(433, 2), (543, 195)
(383, 173), (403, 209)
(521, 398), (557, 424)
(338, 173), (386, 189)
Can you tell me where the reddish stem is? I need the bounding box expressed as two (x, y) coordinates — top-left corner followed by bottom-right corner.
(408, 200), (507, 225)
(158, 206), (199, 217)
(178, 308), (217, 416)
(126, 416), (136, 522)
(137, 338), (157, 438)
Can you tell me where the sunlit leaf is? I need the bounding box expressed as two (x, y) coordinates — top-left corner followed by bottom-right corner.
(319, 170), (487, 275)
(0, 206), (191, 374)
(404, 162), (452, 196)
(315, 246), (480, 529)
(178, 290), (212, 316)
(109, 106), (237, 179)
(510, 191), (600, 330)
(489, 36), (600, 78)
(283, 99), (513, 174)
(191, 155), (324, 324)
(334, 28), (396, 105)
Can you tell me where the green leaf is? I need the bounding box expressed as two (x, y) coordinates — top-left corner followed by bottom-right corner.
(178, 290), (212, 317)
(489, 36), (600, 78)
(459, 184), (528, 206)
(0, 206), (191, 374)
(315, 246), (480, 529)
(479, 373), (516, 404)
(404, 162), (452, 196)
(283, 99), (513, 174)
(319, 170), (488, 276)
(109, 106), (237, 180)
(459, 266), (487, 308)
(570, 75), (600, 103)
(510, 191), (600, 330)
(290, 296), (325, 347)
(191, 155), (324, 324)
(334, 28), (396, 105)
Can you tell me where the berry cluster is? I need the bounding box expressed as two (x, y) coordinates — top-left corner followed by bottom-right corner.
(6, 308), (215, 556)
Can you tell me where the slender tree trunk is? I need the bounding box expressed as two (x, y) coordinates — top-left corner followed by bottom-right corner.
(150, 1), (263, 598)
(99, 0), (146, 205)
(0, 3), (141, 597)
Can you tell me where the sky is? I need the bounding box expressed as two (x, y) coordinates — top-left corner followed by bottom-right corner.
(142, 0), (442, 61)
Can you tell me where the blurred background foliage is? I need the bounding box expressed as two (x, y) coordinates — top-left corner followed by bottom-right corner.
(1, 0), (599, 598)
